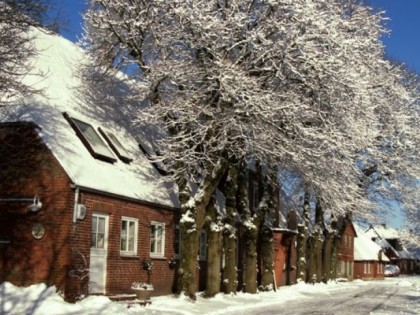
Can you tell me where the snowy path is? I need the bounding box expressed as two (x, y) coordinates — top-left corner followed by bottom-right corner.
(251, 279), (418, 315)
(0, 277), (419, 314)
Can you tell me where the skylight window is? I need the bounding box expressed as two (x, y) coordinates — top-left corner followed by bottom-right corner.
(138, 141), (169, 176)
(63, 113), (117, 163)
(98, 127), (132, 164)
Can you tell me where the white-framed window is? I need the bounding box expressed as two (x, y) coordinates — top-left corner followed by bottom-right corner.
(150, 222), (165, 257)
(120, 216), (138, 256)
(364, 262), (371, 274)
(198, 230), (207, 261)
(174, 227), (207, 261)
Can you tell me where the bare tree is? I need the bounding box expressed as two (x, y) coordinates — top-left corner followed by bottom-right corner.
(0, 0), (56, 108)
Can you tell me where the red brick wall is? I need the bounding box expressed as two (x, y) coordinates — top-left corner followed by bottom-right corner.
(73, 192), (180, 297)
(0, 123), (74, 293)
(354, 261), (384, 280)
(338, 223), (355, 262)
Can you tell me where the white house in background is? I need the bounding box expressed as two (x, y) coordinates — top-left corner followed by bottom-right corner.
(353, 225), (390, 280)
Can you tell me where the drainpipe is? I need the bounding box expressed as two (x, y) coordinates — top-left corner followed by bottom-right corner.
(72, 186), (80, 224)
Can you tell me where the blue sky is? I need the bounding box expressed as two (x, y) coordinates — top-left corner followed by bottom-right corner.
(58, 1), (420, 74)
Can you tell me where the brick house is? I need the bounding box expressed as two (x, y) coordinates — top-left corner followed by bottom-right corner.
(0, 29), (183, 301)
(353, 225), (389, 280)
(365, 225), (417, 274)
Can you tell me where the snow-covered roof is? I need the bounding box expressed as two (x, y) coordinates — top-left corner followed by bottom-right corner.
(365, 225), (415, 260)
(1, 28), (179, 208)
(366, 225), (399, 240)
(353, 225), (390, 262)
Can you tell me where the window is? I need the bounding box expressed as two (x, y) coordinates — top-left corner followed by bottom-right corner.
(364, 262), (371, 274)
(198, 231), (207, 261)
(138, 141), (169, 175)
(174, 226), (206, 261)
(91, 214), (107, 249)
(98, 127), (132, 163)
(64, 113), (116, 163)
(150, 222), (165, 257)
(120, 217), (138, 256)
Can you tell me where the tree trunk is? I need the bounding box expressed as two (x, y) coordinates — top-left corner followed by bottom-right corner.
(178, 158), (228, 299)
(222, 166), (239, 294)
(322, 231), (332, 283)
(259, 173), (276, 291)
(238, 165), (259, 294)
(205, 196), (222, 297)
(259, 226), (274, 290)
(313, 197), (325, 283)
(329, 216), (340, 281)
(296, 188), (310, 282)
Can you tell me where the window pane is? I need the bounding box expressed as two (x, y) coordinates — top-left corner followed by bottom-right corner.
(128, 221), (135, 252)
(72, 118), (115, 159)
(97, 233), (105, 249)
(91, 217), (97, 247)
(151, 224), (164, 255)
(121, 221), (127, 251)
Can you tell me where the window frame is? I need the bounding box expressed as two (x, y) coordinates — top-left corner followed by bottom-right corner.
(138, 142), (169, 175)
(63, 112), (117, 163)
(150, 222), (165, 258)
(98, 127), (132, 164)
(120, 216), (138, 256)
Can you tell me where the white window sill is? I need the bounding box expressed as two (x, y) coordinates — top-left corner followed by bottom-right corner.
(120, 253), (139, 258)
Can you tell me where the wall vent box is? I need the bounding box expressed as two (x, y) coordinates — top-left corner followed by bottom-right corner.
(76, 204), (87, 220)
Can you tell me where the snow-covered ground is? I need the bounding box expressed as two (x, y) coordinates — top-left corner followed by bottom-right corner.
(1, 277), (419, 315)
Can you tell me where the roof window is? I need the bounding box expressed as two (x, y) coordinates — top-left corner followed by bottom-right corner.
(63, 113), (117, 163)
(139, 141), (169, 176)
(98, 127), (132, 164)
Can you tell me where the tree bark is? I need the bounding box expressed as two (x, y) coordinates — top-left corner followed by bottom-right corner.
(296, 187), (310, 282)
(259, 225), (274, 290)
(259, 173), (276, 291)
(322, 231), (332, 283)
(222, 165), (239, 294)
(204, 196), (222, 297)
(329, 216), (340, 281)
(238, 165), (259, 294)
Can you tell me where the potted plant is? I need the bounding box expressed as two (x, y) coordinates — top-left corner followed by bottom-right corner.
(131, 281), (154, 302)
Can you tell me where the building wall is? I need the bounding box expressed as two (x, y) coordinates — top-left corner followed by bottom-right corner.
(337, 222), (355, 280)
(0, 123), (74, 293)
(70, 191), (180, 297)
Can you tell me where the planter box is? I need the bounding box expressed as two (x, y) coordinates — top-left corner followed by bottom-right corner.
(132, 288), (153, 302)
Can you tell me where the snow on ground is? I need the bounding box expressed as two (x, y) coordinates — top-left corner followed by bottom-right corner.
(1, 277), (419, 315)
